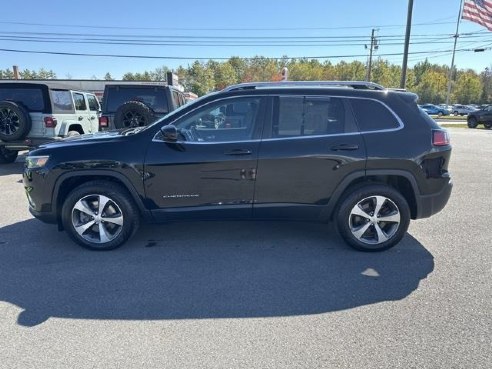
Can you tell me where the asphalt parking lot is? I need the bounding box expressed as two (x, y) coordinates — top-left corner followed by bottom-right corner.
(0, 127), (490, 369)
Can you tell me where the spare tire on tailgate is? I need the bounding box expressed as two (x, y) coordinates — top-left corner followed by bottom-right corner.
(114, 101), (156, 129)
(0, 101), (31, 141)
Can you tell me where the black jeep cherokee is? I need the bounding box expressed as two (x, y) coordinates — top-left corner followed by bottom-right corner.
(23, 81), (452, 252)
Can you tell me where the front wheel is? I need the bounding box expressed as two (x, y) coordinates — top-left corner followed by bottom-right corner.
(484, 123), (491, 129)
(467, 117), (478, 128)
(61, 181), (140, 250)
(336, 184), (410, 252)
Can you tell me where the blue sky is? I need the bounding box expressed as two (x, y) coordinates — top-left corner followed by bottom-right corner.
(0, 0), (490, 79)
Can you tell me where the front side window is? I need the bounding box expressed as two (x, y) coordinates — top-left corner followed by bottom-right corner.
(274, 96), (356, 137)
(87, 95), (100, 111)
(172, 97), (261, 142)
(73, 93), (87, 111)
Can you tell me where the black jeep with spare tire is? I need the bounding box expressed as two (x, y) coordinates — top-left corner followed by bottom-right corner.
(98, 83), (187, 130)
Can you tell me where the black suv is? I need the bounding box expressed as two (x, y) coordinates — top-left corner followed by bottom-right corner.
(99, 83), (186, 130)
(467, 105), (492, 129)
(23, 81), (453, 252)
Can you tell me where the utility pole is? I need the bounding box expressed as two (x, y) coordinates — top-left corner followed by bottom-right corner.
(400, 0), (414, 89)
(446, 0), (464, 106)
(366, 29), (378, 82)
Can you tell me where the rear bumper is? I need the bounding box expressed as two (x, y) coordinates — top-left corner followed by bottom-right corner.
(415, 179), (453, 219)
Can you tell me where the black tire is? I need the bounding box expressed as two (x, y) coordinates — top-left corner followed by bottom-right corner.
(453, 111), (458, 116)
(467, 117), (478, 128)
(437, 111), (443, 117)
(0, 146), (18, 164)
(61, 181), (140, 250)
(336, 184), (410, 252)
(0, 101), (32, 141)
(113, 101), (156, 129)
(484, 123), (491, 129)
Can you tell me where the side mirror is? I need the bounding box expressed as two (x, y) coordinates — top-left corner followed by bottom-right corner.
(160, 124), (178, 142)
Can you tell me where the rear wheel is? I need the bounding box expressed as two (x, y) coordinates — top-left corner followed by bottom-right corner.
(61, 181), (140, 250)
(484, 122), (491, 129)
(336, 184), (410, 252)
(0, 146), (18, 164)
(0, 101), (31, 141)
(467, 117), (478, 128)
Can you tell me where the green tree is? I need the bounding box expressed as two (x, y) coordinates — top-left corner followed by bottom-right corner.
(453, 70), (482, 104)
(104, 72), (114, 80)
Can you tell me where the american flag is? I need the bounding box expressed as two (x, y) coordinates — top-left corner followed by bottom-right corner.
(462, 0), (492, 31)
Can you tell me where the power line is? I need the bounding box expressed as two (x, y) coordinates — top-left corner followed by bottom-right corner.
(0, 20), (459, 31)
(0, 46), (488, 61)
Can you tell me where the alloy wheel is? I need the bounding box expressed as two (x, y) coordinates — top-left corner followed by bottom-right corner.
(0, 108), (20, 136)
(71, 194), (124, 244)
(348, 195), (401, 245)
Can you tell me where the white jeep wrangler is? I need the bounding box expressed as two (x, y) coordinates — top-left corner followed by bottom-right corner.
(0, 81), (100, 164)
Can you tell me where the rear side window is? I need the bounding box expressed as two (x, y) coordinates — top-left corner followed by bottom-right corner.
(50, 90), (75, 113)
(0, 87), (45, 111)
(274, 96), (357, 137)
(350, 99), (400, 131)
(105, 87), (169, 113)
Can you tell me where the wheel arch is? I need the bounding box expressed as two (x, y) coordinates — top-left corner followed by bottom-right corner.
(52, 171), (151, 229)
(323, 170), (419, 221)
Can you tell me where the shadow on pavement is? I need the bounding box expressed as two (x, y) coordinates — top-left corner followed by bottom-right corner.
(0, 219), (434, 327)
(0, 155), (25, 177)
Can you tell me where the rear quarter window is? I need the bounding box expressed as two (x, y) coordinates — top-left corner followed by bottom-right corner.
(350, 98), (400, 131)
(50, 90), (75, 113)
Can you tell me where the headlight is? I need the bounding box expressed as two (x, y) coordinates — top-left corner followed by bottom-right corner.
(26, 155), (50, 169)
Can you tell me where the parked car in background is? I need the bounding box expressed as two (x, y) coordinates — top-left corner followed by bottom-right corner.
(99, 83), (187, 130)
(420, 104), (450, 116)
(0, 82), (100, 164)
(467, 105), (492, 129)
(24, 81), (453, 252)
(451, 104), (477, 116)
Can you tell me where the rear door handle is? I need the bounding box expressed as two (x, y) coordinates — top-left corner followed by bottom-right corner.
(330, 144), (359, 151)
(224, 149), (252, 156)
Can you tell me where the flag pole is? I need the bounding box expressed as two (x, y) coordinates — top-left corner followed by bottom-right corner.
(445, 0), (465, 106)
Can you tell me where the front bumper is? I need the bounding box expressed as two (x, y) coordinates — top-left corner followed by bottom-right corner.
(28, 206), (57, 224)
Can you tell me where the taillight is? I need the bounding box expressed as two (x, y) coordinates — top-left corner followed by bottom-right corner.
(99, 116), (109, 128)
(432, 129), (450, 146)
(44, 116), (57, 128)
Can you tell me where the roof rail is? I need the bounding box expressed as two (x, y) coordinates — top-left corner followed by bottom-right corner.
(222, 81), (385, 92)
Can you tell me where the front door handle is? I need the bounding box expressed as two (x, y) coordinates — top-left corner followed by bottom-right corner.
(331, 144), (359, 151)
(224, 149), (252, 156)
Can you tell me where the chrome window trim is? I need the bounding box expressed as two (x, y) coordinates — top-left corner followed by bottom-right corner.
(272, 94), (404, 137)
(152, 93), (405, 143)
(152, 95), (268, 144)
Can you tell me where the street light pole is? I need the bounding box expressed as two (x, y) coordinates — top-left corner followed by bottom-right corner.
(400, 0), (414, 89)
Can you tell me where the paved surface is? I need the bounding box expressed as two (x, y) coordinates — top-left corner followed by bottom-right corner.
(0, 128), (490, 369)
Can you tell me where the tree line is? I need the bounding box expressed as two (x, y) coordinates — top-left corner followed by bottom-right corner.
(1, 57), (491, 104)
